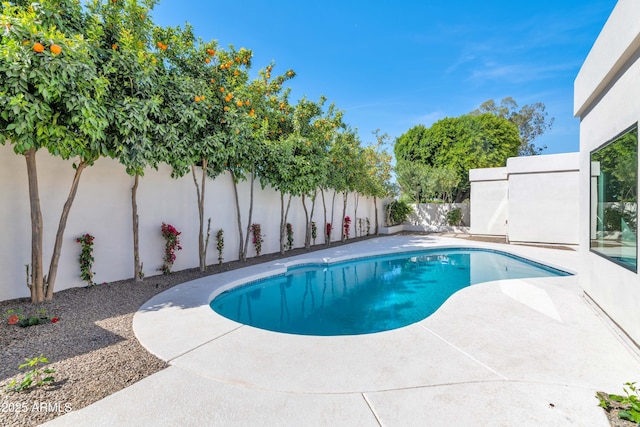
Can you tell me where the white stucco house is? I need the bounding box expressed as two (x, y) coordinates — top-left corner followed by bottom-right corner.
(575, 0), (640, 346)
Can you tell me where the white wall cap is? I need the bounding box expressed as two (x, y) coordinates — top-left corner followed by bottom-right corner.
(469, 167), (507, 182)
(507, 152), (580, 175)
(574, 0), (640, 117)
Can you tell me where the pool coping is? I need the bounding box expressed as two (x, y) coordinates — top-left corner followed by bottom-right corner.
(42, 235), (640, 426)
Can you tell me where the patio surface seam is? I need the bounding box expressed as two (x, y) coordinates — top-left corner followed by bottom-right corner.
(360, 393), (383, 426)
(418, 323), (510, 381)
(167, 325), (244, 362)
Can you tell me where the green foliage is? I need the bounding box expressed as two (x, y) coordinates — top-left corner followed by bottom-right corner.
(7, 355), (55, 392)
(77, 233), (96, 287)
(286, 223), (294, 251)
(0, 0), (109, 156)
(385, 200), (413, 226)
(597, 382), (640, 423)
(470, 97), (554, 156)
(394, 114), (520, 201)
(395, 162), (459, 203)
(250, 224), (263, 256)
(446, 208), (463, 226)
(3, 309), (23, 321)
(216, 229), (224, 265)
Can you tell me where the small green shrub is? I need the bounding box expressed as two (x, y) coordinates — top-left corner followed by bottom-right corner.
(446, 208), (463, 226)
(386, 200), (413, 226)
(597, 382), (640, 423)
(7, 355), (56, 392)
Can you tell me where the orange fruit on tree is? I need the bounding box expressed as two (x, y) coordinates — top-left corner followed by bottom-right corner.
(223, 106), (229, 112)
(205, 58), (210, 64)
(210, 79), (215, 84)
(236, 100), (243, 107)
(234, 70), (239, 76)
(219, 87), (225, 93)
(32, 42), (45, 53)
(249, 109), (255, 117)
(112, 44), (118, 50)
(194, 96), (201, 102)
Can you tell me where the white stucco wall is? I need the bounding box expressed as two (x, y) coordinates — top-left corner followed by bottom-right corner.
(574, 0), (640, 345)
(469, 154), (579, 245)
(0, 144), (381, 302)
(469, 167), (508, 236)
(506, 153), (580, 245)
(407, 203), (470, 228)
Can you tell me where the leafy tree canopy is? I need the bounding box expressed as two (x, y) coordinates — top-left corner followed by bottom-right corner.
(470, 97), (554, 156)
(394, 113), (520, 201)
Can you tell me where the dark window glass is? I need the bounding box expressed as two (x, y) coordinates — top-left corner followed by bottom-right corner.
(590, 124), (638, 272)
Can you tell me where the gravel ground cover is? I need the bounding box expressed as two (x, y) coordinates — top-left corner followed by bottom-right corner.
(0, 236), (377, 427)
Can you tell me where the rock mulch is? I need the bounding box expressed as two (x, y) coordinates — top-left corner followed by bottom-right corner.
(0, 236), (376, 427)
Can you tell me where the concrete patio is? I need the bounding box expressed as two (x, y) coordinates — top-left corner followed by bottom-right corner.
(43, 235), (640, 426)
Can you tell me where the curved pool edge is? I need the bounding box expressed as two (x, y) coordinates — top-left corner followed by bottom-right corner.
(133, 235), (580, 364)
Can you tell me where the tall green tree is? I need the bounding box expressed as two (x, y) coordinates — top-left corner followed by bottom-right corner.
(362, 130), (394, 234)
(394, 114), (520, 201)
(90, 0), (161, 282)
(471, 96), (554, 156)
(0, 0), (109, 302)
(153, 24), (251, 271)
(212, 62), (295, 261)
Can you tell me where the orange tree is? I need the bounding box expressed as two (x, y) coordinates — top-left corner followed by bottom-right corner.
(208, 61), (295, 261)
(359, 130), (394, 235)
(153, 24), (252, 271)
(315, 104), (345, 244)
(259, 80), (299, 254)
(89, 0), (162, 281)
(0, 0), (109, 302)
(291, 96), (336, 249)
(327, 127), (363, 241)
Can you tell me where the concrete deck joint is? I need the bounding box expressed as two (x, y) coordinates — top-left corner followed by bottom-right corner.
(361, 393), (383, 427)
(418, 323), (510, 381)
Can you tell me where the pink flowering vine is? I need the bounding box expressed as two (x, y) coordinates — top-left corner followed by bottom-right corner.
(160, 223), (182, 274)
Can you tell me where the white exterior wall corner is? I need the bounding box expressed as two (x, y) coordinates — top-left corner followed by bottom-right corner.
(0, 145), (382, 302)
(575, 0), (640, 345)
(506, 153), (580, 245)
(469, 167), (508, 236)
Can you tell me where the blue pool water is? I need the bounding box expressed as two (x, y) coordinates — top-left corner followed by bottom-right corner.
(210, 248), (570, 336)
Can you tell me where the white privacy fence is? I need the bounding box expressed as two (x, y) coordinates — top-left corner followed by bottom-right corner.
(0, 144), (382, 301)
(406, 203), (470, 231)
(469, 152), (580, 245)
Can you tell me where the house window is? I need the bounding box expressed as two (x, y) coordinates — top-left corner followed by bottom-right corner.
(590, 124), (638, 272)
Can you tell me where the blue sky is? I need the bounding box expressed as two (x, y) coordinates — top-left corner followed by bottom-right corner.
(151, 0), (616, 154)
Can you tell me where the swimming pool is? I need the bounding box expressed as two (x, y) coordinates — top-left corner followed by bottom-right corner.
(210, 248), (570, 336)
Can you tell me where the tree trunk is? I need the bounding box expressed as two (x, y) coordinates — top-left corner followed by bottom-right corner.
(229, 170), (245, 261)
(302, 194), (310, 249)
(354, 192), (360, 237)
(330, 190), (337, 244)
(374, 196), (379, 235)
(25, 148), (44, 303)
(279, 193), (292, 254)
(191, 161), (207, 272)
(285, 194), (292, 247)
(309, 191), (317, 247)
(279, 193), (285, 254)
(341, 191), (348, 241)
(320, 188), (328, 245)
(132, 174), (142, 282)
(242, 169), (255, 261)
(46, 159), (89, 300)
